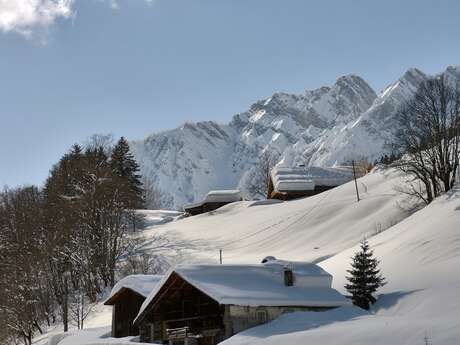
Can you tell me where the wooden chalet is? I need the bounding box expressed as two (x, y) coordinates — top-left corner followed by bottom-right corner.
(268, 166), (355, 200)
(133, 258), (349, 345)
(183, 190), (242, 216)
(104, 275), (162, 338)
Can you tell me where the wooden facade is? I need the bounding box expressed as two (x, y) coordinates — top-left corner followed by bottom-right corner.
(183, 190), (243, 216)
(104, 288), (146, 338)
(184, 201), (236, 216)
(226, 305), (332, 335)
(137, 272), (227, 345)
(135, 272), (337, 345)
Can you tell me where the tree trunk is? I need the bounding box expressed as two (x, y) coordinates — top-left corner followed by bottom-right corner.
(63, 275), (69, 332)
(424, 179), (433, 204)
(33, 320), (43, 334)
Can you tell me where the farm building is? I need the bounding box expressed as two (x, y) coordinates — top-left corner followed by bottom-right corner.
(133, 258), (349, 345)
(183, 190), (243, 216)
(104, 274), (162, 338)
(268, 166), (356, 200)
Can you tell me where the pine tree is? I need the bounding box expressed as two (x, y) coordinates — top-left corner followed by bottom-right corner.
(110, 137), (144, 208)
(345, 239), (386, 310)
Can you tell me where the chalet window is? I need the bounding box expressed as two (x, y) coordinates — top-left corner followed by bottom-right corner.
(256, 310), (267, 324)
(149, 323), (155, 342)
(284, 269), (294, 286)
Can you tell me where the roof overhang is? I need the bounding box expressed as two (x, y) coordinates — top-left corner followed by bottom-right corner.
(133, 265), (349, 326)
(104, 287), (146, 306)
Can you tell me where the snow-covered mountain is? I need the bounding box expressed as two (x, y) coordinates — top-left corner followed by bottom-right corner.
(130, 66), (460, 209)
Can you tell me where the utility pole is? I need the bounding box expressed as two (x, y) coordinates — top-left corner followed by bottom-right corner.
(219, 249), (223, 264)
(352, 160), (360, 202)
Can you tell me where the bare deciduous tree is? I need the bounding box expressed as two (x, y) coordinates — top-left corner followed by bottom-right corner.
(83, 133), (114, 154)
(142, 176), (165, 210)
(69, 288), (94, 330)
(392, 75), (460, 204)
(244, 150), (279, 199)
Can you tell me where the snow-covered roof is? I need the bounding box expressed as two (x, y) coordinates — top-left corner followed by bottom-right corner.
(137, 209), (184, 227)
(271, 167), (315, 192)
(271, 166), (354, 192)
(134, 259), (350, 325)
(104, 274), (163, 305)
(184, 189), (242, 210)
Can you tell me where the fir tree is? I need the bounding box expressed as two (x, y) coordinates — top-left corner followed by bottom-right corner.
(345, 239), (386, 310)
(110, 137), (144, 208)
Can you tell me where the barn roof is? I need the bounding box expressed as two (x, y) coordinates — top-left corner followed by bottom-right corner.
(271, 166), (354, 192)
(183, 189), (242, 210)
(104, 274), (163, 305)
(134, 259), (350, 325)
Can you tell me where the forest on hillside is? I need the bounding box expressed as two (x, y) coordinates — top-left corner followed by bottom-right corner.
(0, 136), (154, 344)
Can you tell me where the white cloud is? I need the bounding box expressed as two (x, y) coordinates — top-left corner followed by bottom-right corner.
(0, 0), (156, 41)
(109, 0), (120, 10)
(0, 0), (74, 38)
(105, 0), (156, 11)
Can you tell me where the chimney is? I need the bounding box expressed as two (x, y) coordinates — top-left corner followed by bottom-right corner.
(284, 267), (294, 286)
(261, 256), (276, 264)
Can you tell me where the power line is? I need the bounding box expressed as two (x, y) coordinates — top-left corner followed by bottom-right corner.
(220, 187), (399, 259)
(222, 189), (333, 255)
(205, 187), (397, 261)
(220, 209), (301, 248)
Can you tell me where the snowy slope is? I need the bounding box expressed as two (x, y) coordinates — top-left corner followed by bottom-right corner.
(46, 168), (410, 345)
(140, 167), (410, 265)
(44, 168), (460, 345)
(34, 304), (114, 345)
(131, 66), (460, 209)
(137, 209), (184, 227)
(221, 184), (460, 345)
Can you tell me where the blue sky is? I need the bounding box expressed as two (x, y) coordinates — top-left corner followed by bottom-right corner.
(1, 0), (460, 187)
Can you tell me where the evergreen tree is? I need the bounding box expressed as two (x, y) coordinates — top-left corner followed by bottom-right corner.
(0, 137), (150, 344)
(110, 137), (144, 208)
(345, 239), (386, 309)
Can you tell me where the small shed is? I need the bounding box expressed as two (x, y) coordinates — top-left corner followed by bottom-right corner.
(183, 190), (243, 216)
(104, 274), (162, 338)
(268, 166), (355, 200)
(133, 258), (349, 345)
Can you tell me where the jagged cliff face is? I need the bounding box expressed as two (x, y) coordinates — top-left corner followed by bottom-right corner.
(130, 66), (460, 209)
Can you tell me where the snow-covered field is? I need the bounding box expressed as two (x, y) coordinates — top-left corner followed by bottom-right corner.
(34, 303), (113, 345)
(48, 167), (460, 345)
(223, 184), (460, 345)
(140, 167), (411, 265)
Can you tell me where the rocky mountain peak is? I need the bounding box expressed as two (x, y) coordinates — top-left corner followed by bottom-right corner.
(333, 74), (377, 105)
(131, 66), (459, 209)
(399, 68), (427, 87)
